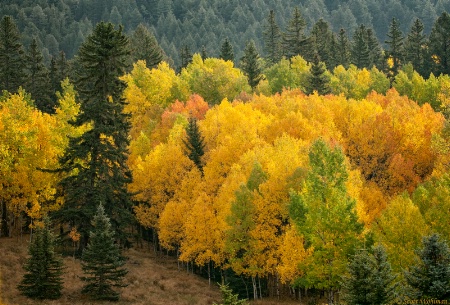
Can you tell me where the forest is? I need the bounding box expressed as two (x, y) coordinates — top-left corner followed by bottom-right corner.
(2, 2), (450, 305)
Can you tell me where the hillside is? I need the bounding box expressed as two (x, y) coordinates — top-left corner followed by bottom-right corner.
(0, 237), (221, 305)
(1, 0), (449, 65)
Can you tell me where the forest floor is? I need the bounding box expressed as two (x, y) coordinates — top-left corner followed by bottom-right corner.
(0, 237), (302, 305)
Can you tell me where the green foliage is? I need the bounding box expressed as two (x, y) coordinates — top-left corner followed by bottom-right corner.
(351, 24), (370, 69)
(240, 40), (263, 90)
(405, 234), (450, 300)
(219, 38), (234, 63)
(0, 15), (25, 93)
(263, 10), (282, 65)
(305, 54), (331, 95)
(283, 7), (308, 60)
(385, 18), (405, 83)
(183, 116), (205, 174)
(81, 204), (128, 301)
(342, 245), (397, 305)
(57, 22), (133, 251)
(130, 23), (164, 69)
(429, 12), (450, 76)
(289, 139), (362, 295)
(18, 218), (64, 300)
(213, 283), (249, 305)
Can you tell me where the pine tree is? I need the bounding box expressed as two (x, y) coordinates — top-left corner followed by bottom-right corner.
(24, 38), (53, 113)
(263, 10), (282, 65)
(18, 218), (64, 300)
(310, 19), (334, 67)
(219, 37), (234, 62)
(183, 116), (205, 174)
(351, 24), (370, 69)
(385, 18), (404, 83)
(305, 53), (331, 95)
(81, 204), (127, 301)
(428, 12), (450, 76)
(342, 245), (396, 305)
(240, 40), (262, 90)
(179, 44), (192, 71)
(201, 45), (207, 60)
(336, 28), (351, 68)
(366, 28), (383, 69)
(213, 284), (249, 305)
(283, 7), (308, 59)
(342, 249), (374, 305)
(0, 15), (25, 93)
(405, 234), (450, 301)
(404, 19), (427, 76)
(130, 23), (164, 69)
(56, 22), (133, 252)
(368, 245), (397, 305)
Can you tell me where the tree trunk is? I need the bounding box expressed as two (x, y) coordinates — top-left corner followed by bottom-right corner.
(328, 289), (334, 305)
(1, 200), (9, 237)
(252, 276), (258, 299)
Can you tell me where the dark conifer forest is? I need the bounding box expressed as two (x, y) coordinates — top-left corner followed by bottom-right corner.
(2, 0), (450, 67)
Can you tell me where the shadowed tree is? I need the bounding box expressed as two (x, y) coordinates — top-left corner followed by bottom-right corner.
(18, 218), (64, 300)
(56, 22), (133, 252)
(0, 16), (25, 93)
(428, 12), (450, 76)
(240, 40), (263, 90)
(219, 37), (234, 62)
(263, 10), (282, 65)
(305, 53), (331, 95)
(183, 116), (205, 175)
(351, 24), (370, 69)
(130, 23), (164, 69)
(283, 7), (308, 59)
(385, 18), (404, 84)
(404, 19), (427, 76)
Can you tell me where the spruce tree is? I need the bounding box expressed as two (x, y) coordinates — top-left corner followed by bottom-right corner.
(351, 24), (370, 69)
(283, 7), (308, 59)
(305, 53), (330, 95)
(336, 28), (351, 68)
(404, 19), (427, 75)
(213, 284), (249, 305)
(366, 28), (383, 69)
(428, 12), (450, 76)
(81, 204), (127, 301)
(342, 245), (396, 305)
(0, 15), (25, 93)
(130, 23), (164, 69)
(18, 218), (64, 300)
(24, 38), (53, 113)
(405, 234), (450, 301)
(56, 22), (133, 252)
(310, 19), (334, 67)
(263, 10), (282, 65)
(240, 40), (262, 90)
(385, 18), (404, 83)
(201, 45), (207, 60)
(183, 116), (205, 175)
(179, 44), (192, 71)
(219, 37), (234, 62)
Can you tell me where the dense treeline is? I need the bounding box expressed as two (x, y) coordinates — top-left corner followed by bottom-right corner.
(1, 0), (450, 67)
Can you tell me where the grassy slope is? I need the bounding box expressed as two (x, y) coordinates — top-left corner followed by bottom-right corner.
(0, 237), (221, 305)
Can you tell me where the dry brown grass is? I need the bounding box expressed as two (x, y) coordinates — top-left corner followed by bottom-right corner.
(0, 237), (303, 305)
(0, 237), (220, 305)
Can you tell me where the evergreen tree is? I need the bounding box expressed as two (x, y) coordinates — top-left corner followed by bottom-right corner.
(336, 28), (351, 68)
(24, 38), (53, 113)
(183, 116), (205, 175)
(368, 245), (397, 305)
(56, 22), (133, 252)
(219, 37), (234, 62)
(263, 10), (282, 65)
(213, 284), (249, 305)
(351, 24), (370, 69)
(429, 12), (450, 76)
(81, 204), (128, 301)
(240, 40), (262, 90)
(305, 53), (331, 95)
(201, 45), (207, 60)
(385, 18), (404, 83)
(366, 28), (383, 69)
(283, 7), (308, 59)
(405, 19), (427, 76)
(18, 218), (64, 300)
(179, 44), (192, 71)
(310, 19), (334, 67)
(0, 15), (25, 93)
(130, 23), (164, 69)
(342, 245), (396, 305)
(405, 234), (450, 301)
